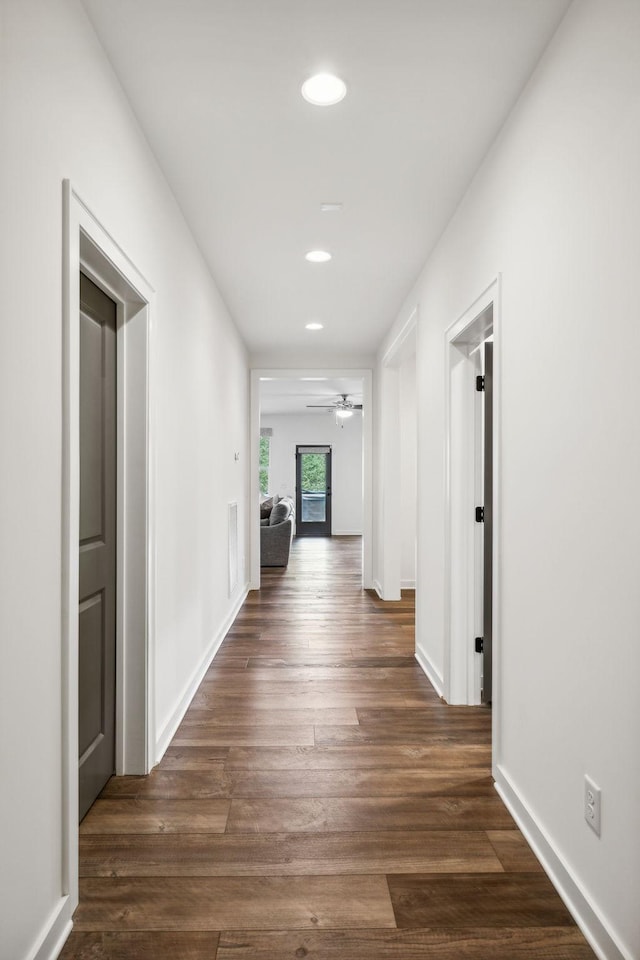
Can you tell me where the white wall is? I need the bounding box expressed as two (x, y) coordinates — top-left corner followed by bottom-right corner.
(262, 414), (363, 535)
(0, 2), (248, 958)
(377, 2), (640, 957)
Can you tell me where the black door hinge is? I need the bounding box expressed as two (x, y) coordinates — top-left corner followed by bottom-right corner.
(476, 375), (485, 392)
(475, 637), (484, 654)
(475, 506), (485, 523)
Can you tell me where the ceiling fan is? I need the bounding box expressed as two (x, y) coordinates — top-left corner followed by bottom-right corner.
(306, 394), (363, 419)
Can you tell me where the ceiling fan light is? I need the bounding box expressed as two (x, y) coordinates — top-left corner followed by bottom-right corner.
(336, 408), (354, 419)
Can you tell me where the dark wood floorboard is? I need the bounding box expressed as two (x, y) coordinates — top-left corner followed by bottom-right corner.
(64, 536), (596, 959)
(215, 928), (597, 959)
(75, 875), (397, 931)
(79, 830), (503, 878)
(223, 743), (492, 770)
(58, 932), (220, 960)
(225, 795), (515, 833)
(387, 873), (577, 928)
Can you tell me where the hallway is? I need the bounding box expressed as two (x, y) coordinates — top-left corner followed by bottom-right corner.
(62, 537), (595, 959)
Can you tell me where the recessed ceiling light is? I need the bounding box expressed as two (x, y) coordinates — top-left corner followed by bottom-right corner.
(305, 250), (332, 263)
(320, 202), (343, 213)
(301, 73), (347, 106)
(305, 322), (324, 331)
(300, 377), (328, 381)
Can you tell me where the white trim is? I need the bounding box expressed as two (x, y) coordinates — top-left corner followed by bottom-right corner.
(491, 280), (503, 774)
(154, 583), (250, 762)
(379, 366), (401, 600)
(250, 369), (373, 590)
(361, 371), (373, 589)
(401, 579), (416, 590)
(443, 277), (500, 718)
(61, 181), (156, 918)
(381, 306), (418, 368)
(379, 309), (417, 602)
(495, 767), (631, 960)
(27, 897), (72, 960)
(228, 501), (239, 596)
(333, 530), (363, 536)
(415, 646), (445, 699)
(250, 370), (262, 589)
(373, 579), (384, 599)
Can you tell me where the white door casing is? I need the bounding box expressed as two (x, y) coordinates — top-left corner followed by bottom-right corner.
(443, 277), (500, 763)
(62, 181), (156, 913)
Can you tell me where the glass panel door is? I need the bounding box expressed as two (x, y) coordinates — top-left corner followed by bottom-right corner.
(295, 445), (332, 536)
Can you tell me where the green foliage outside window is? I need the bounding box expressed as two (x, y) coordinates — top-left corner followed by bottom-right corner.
(259, 435), (270, 494)
(301, 453), (326, 492)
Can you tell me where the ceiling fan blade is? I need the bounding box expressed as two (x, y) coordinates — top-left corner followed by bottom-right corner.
(305, 404), (335, 408)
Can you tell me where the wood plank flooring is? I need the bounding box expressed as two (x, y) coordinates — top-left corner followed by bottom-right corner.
(62, 536), (596, 959)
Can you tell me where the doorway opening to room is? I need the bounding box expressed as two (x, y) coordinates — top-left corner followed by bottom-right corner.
(250, 370), (372, 590)
(445, 278), (499, 714)
(473, 338), (493, 704)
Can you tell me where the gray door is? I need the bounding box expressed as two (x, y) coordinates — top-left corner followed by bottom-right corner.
(78, 273), (117, 820)
(482, 341), (493, 703)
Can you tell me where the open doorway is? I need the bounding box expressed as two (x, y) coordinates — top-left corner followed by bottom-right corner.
(444, 278), (500, 713)
(474, 339), (493, 704)
(250, 370), (373, 589)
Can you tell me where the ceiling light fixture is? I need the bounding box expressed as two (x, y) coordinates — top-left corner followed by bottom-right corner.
(301, 73), (347, 106)
(305, 250), (332, 263)
(335, 407), (354, 429)
(321, 202), (343, 213)
(300, 377), (328, 381)
(305, 322), (324, 331)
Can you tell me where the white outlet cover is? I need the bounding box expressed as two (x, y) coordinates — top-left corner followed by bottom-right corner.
(584, 775), (601, 836)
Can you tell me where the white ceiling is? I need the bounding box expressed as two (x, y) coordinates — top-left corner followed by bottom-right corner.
(82, 0), (571, 360)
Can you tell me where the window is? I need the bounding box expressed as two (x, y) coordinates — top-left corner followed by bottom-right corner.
(300, 452), (326, 493)
(259, 433), (270, 494)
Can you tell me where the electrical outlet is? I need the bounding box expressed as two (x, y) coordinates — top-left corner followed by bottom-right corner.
(584, 775), (601, 836)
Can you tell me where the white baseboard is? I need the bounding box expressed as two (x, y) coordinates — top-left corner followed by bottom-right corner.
(29, 896), (73, 960)
(494, 765), (631, 960)
(372, 579), (409, 601)
(415, 645), (445, 699)
(154, 583), (250, 763)
(333, 530), (363, 536)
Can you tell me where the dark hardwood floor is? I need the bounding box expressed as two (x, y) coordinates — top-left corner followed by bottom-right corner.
(61, 536), (596, 959)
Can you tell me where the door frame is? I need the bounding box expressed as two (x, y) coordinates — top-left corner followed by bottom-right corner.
(61, 181), (156, 910)
(295, 444), (333, 536)
(250, 368), (373, 590)
(443, 276), (501, 752)
(377, 308), (417, 600)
